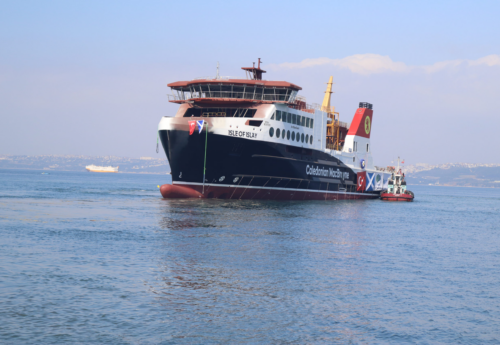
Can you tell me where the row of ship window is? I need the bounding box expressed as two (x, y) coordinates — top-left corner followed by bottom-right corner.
(269, 127), (313, 144)
(271, 110), (314, 128)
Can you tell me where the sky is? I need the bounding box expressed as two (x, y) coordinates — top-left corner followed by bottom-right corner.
(1, 0), (499, 165)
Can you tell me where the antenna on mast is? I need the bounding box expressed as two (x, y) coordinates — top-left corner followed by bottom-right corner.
(216, 61), (220, 79)
(241, 59), (266, 80)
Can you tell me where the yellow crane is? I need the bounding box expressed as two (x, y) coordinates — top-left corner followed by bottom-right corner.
(321, 76), (341, 151)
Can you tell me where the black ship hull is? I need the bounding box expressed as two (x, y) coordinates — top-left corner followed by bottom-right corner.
(159, 129), (379, 200)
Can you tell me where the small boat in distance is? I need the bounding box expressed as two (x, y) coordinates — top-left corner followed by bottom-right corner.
(380, 158), (414, 201)
(85, 165), (119, 173)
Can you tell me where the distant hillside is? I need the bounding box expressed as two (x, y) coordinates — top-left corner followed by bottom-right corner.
(406, 166), (500, 188)
(0, 155), (170, 174)
(2, 155), (499, 186)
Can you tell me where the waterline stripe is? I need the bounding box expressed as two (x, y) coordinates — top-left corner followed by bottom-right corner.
(173, 181), (378, 196)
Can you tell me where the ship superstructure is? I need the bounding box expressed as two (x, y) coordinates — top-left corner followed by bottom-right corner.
(158, 59), (390, 200)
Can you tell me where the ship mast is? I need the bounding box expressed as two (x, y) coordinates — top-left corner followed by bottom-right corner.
(241, 58), (266, 80)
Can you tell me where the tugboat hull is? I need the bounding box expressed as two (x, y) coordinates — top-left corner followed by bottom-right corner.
(380, 192), (414, 202)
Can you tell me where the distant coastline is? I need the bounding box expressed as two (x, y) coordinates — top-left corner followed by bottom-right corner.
(0, 155), (170, 175)
(404, 164), (500, 189)
(1, 155), (499, 187)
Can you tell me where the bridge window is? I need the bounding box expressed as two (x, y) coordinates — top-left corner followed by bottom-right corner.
(183, 108), (257, 118)
(306, 118), (310, 128)
(276, 110), (282, 121)
(171, 84), (299, 102)
(310, 119), (314, 128)
(286, 112), (292, 123)
(297, 115), (302, 126)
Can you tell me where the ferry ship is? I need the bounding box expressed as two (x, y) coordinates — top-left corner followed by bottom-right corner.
(85, 165), (119, 173)
(158, 59), (391, 200)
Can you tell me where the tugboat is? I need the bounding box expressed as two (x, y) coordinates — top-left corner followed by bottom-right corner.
(380, 158), (414, 201)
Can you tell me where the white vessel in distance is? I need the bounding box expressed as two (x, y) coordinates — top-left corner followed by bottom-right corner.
(85, 165), (119, 173)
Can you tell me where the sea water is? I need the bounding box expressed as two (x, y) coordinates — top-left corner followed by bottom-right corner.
(1, 169), (499, 344)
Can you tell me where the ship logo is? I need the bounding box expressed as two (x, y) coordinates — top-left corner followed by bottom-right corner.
(364, 116), (371, 135)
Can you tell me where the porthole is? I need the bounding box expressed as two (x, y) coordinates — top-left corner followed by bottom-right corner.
(287, 130), (291, 140)
(296, 132), (300, 142)
(282, 129), (286, 139)
(269, 127), (274, 137)
(291, 131), (295, 141)
(310, 135), (313, 144)
(276, 128), (281, 138)
(301, 133), (304, 143)
(305, 134), (309, 143)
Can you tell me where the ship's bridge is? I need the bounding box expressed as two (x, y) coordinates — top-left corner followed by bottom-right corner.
(167, 59), (302, 105)
(167, 79), (302, 104)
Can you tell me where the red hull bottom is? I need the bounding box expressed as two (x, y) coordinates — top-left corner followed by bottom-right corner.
(159, 184), (205, 199)
(380, 192), (414, 202)
(160, 183), (379, 201)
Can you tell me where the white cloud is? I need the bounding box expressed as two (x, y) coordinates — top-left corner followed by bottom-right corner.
(469, 54), (500, 67)
(273, 54), (500, 75)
